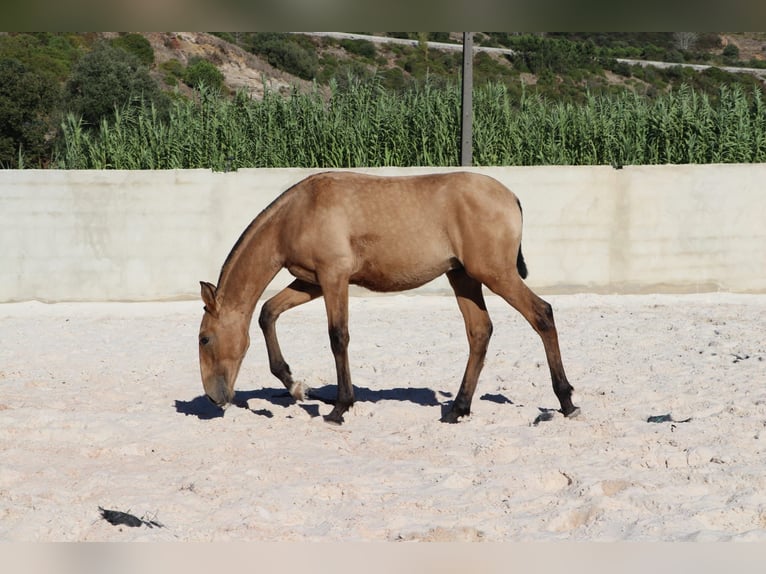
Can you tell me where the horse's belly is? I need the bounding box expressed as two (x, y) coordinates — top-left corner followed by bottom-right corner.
(350, 252), (459, 293)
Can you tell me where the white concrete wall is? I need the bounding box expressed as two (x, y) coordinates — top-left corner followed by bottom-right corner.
(2, 164), (765, 302)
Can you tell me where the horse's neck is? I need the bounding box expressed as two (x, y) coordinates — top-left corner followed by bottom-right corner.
(216, 221), (282, 322)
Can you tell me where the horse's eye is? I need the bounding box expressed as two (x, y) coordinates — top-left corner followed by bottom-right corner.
(199, 336), (210, 346)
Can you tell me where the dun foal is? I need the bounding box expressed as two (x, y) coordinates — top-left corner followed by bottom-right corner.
(198, 171), (578, 424)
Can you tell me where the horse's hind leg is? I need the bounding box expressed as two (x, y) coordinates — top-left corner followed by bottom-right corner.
(317, 273), (353, 425)
(258, 279), (322, 400)
(488, 276), (579, 417)
(442, 269), (493, 423)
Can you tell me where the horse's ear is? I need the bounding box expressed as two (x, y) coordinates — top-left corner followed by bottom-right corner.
(200, 281), (219, 317)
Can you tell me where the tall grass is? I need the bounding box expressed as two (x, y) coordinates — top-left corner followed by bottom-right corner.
(55, 79), (766, 169)
(473, 82), (766, 166)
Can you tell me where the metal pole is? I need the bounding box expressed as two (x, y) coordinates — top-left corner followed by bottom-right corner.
(461, 32), (473, 167)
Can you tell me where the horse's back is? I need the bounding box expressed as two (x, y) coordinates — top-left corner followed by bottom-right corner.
(287, 170), (523, 251)
(298, 170), (520, 215)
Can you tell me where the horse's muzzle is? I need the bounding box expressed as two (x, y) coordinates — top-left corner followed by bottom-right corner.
(206, 394), (233, 411)
(203, 375), (233, 409)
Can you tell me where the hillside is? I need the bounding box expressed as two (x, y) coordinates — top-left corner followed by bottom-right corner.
(132, 32), (316, 98)
(3, 31), (766, 169)
(125, 32), (766, 99)
(164, 32), (766, 95)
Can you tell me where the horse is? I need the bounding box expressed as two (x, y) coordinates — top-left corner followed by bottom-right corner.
(198, 171), (579, 424)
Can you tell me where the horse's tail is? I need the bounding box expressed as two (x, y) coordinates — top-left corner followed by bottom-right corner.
(516, 197), (528, 279)
(516, 244), (528, 279)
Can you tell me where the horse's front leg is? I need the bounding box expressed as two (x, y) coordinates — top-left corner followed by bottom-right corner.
(258, 279), (322, 400)
(319, 274), (353, 424)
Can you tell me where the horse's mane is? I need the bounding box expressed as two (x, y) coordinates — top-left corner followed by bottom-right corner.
(215, 175), (317, 287)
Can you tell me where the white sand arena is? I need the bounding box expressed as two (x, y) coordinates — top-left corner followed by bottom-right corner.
(1, 292), (765, 541)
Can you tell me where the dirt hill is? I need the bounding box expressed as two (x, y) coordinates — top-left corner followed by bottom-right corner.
(127, 32), (313, 98)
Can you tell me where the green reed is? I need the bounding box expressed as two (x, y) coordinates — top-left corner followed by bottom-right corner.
(54, 79), (766, 169)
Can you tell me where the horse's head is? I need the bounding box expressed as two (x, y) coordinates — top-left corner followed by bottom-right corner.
(198, 281), (250, 409)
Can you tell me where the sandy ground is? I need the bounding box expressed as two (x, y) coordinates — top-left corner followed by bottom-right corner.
(1, 292), (765, 542)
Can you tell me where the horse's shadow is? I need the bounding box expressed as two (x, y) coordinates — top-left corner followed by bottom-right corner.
(175, 385), (517, 420)
(174, 388), (293, 420)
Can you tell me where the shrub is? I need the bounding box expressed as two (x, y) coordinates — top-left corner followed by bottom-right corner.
(0, 32), (80, 81)
(340, 39), (377, 59)
(111, 33), (154, 66)
(427, 32), (451, 43)
(722, 43), (740, 62)
(248, 33), (318, 80)
(160, 59), (184, 86)
(183, 57), (225, 91)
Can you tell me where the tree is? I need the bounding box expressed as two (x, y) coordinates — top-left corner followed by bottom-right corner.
(64, 41), (161, 127)
(0, 58), (60, 167)
(673, 32), (698, 51)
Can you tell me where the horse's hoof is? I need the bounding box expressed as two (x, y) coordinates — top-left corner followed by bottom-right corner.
(323, 413), (344, 425)
(564, 406), (581, 418)
(323, 407), (346, 425)
(289, 381), (309, 401)
(440, 411), (464, 424)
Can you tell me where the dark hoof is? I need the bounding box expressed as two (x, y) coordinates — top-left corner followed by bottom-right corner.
(323, 407), (346, 425)
(440, 410), (466, 424)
